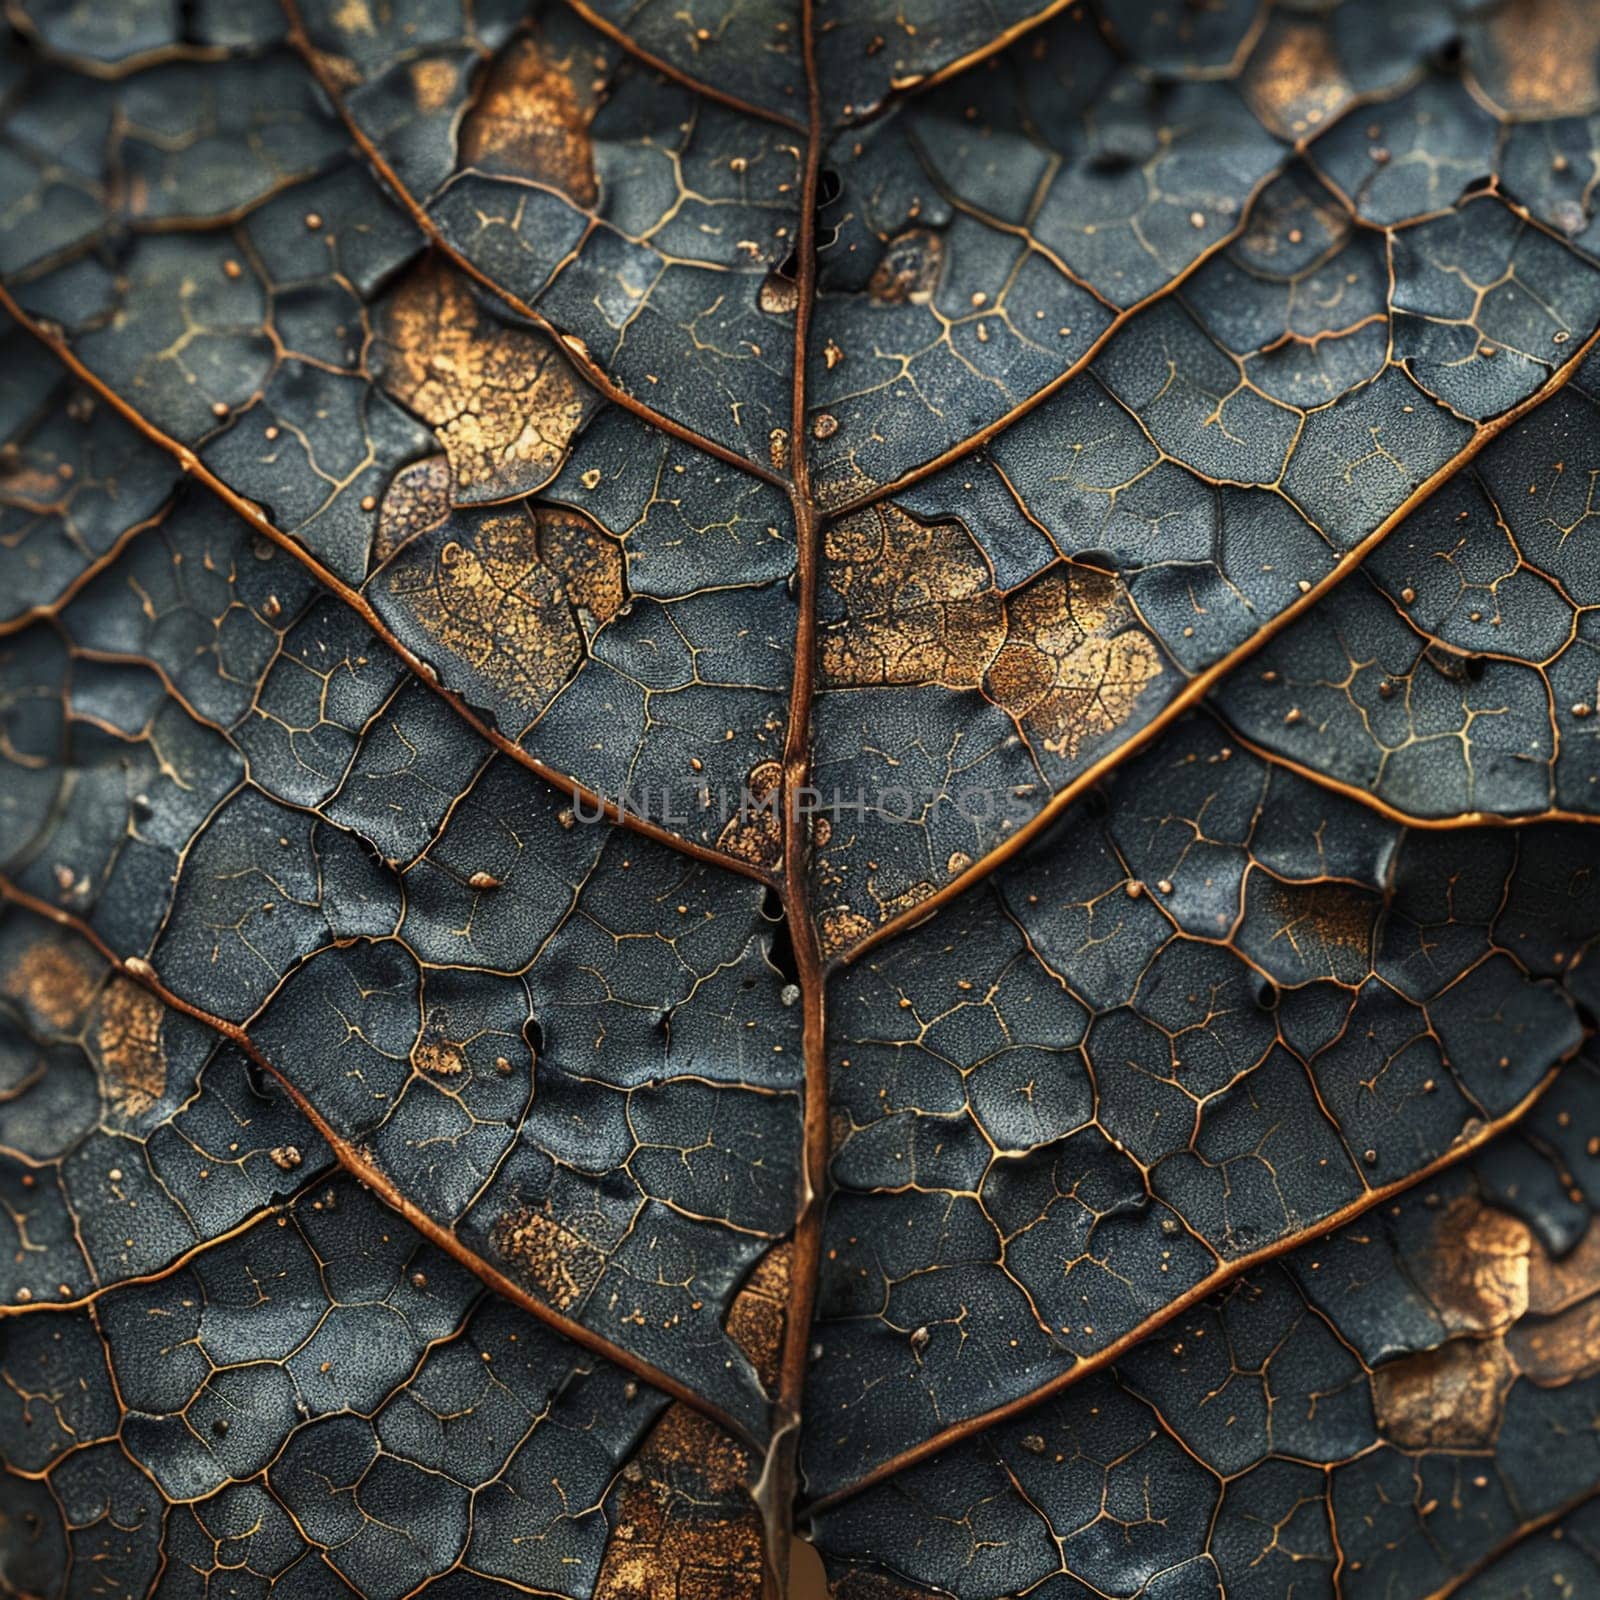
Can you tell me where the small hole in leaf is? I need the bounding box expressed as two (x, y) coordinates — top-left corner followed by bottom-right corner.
(762, 887), (801, 991)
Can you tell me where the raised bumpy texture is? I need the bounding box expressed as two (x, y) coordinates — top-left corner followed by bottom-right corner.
(3, 2), (1600, 1597)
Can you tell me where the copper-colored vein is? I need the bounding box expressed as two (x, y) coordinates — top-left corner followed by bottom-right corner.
(280, 0), (790, 496)
(0, 5), (230, 81)
(833, 315), (1600, 971)
(10, 11), (1600, 1582)
(0, 504), (171, 639)
(843, 0), (1264, 127)
(0, 1191), (316, 1316)
(823, 167), (1285, 519)
(1423, 1483), (1600, 1599)
(0, 873), (757, 1448)
(759, 1), (828, 1592)
(802, 1052), (1574, 1515)
(0, 281), (775, 889)
(826, 64), (1575, 524)
(874, 0), (1077, 105)
(1211, 717), (1600, 831)
(557, 0), (808, 133)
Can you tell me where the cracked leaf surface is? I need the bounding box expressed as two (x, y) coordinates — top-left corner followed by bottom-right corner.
(5, 4), (1600, 1599)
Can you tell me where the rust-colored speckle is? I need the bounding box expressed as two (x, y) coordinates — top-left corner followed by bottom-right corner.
(821, 503), (1004, 691)
(373, 454), (453, 567)
(460, 33), (598, 206)
(593, 1407), (763, 1600)
(987, 566), (1165, 763)
(724, 1244), (792, 1392)
(93, 978), (166, 1120)
(5, 937), (98, 1034)
(1373, 1337), (1516, 1450)
(1242, 19), (1352, 139)
(376, 257), (596, 500)
(493, 1206), (605, 1312)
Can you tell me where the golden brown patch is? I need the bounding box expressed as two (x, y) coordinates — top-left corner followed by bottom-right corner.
(814, 875), (938, 959)
(1245, 875), (1380, 986)
(869, 230), (944, 307)
(813, 457), (885, 517)
(312, 50), (364, 90)
(331, 0), (374, 37)
(382, 506), (584, 719)
(409, 58), (460, 116)
(717, 760), (784, 873)
(818, 906), (874, 960)
(1372, 1337), (1516, 1450)
(310, 0), (372, 86)
(725, 1244), (791, 1391)
(1242, 19), (1353, 140)
(1507, 1295), (1600, 1385)
(377, 258), (596, 500)
(381, 502), (625, 719)
(821, 504), (1004, 690)
(94, 978), (166, 1120)
(460, 33), (597, 206)
(596, 1408), (763, 1600)
(493, 1206), (605, 1311)
(538, 509), (625, 624)
(808, 559), (1161, 961)
(1505, 1216), (1600, 1386)
(413, 1024), (468, 1076)
(1529, 1218), (1600, 1315)
(4, 938), (98, 1034)
(373, 455), (453, 566)
(1372, 1199), (1600, 1452)
(760, 274), (800, 316)
(987, 566), (1164, 764)
(1478, 0), (1600, 116)
(1414, 1196), (1532, 1336)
